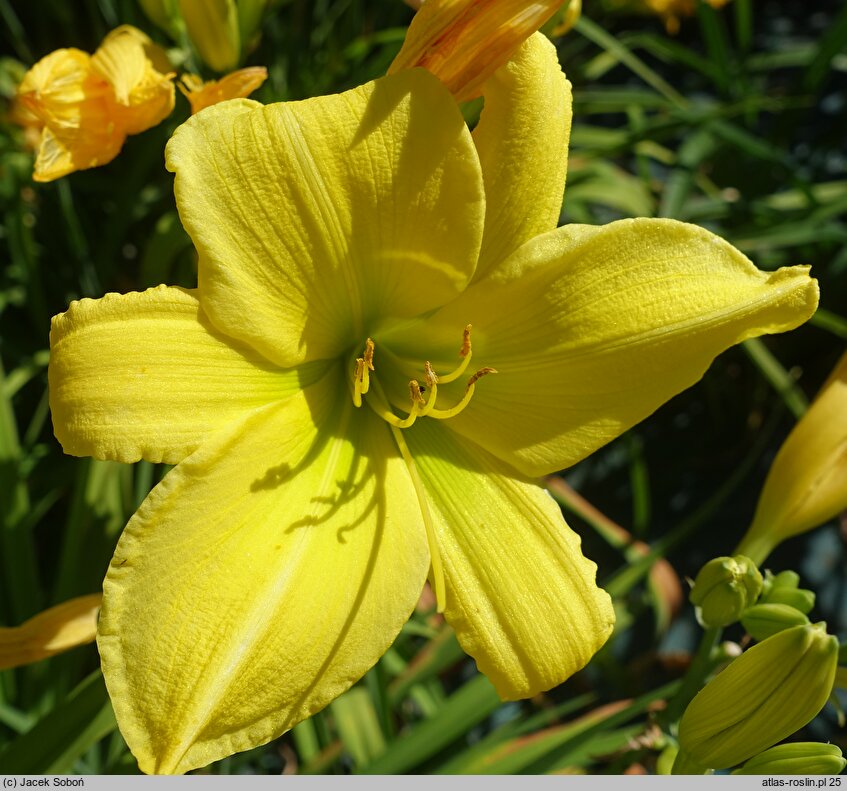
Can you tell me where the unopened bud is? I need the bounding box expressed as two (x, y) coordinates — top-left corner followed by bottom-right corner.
(677, 623), (838, 770)
(759, 570), (815, 614)
(741, 603), (810, 641)
(732, 743), (846, 775)
(689, 556), (762, 628)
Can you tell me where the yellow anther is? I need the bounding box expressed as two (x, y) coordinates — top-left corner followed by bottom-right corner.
(351, 339), (376, 406)
(363, 338), (375, 371)
(430, 367), (497, 420)
(424, 361), (438, 387)
(409, 379), (426, 406)
(460, 324), (472, 357)
(467, 366), (497, 387)
(418, 362), (439, 417)
(438, 325), (474, 384)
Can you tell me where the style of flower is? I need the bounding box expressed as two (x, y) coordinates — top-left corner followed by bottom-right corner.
(49, 30), (818, 773)
(15, 26), (175, 182)
(736, 350), (847, 564)
(178, 67), (268, 115)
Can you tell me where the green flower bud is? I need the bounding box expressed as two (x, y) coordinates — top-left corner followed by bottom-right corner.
(767, 569), (800, 591)
(741, 603), (810, 641)
(761, 585), (816, 614)
(179, 0), (241, 72)
(689, 556), (763, 627)
(732, 743), (846, 775)
(677, 623), (839, 770)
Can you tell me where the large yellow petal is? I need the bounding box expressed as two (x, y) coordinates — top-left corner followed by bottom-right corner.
(404, 419), (614, 699)
(472, 33), (571, 279)
(165, 69), (485, 368)
(389, 0), (564, 102)
(0, 594), (101, 670)
(386, 219), (818, 476)
(49, 285), (324, 465)
(98, 377), (429, 774)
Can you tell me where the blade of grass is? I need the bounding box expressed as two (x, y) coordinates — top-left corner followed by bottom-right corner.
(742, 338), (808, 419)
(0, 670), (116, 774)
(574, 17), (686, 109)
(363, 673), (502, 774)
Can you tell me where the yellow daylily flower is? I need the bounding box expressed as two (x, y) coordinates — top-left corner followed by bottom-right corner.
(178, 66), (268, 114)
(389, 0), (569, 101)
(15, 25), (175, 182)
(736, 350), (847, 564)
(0, 594), (102, 670)
(49, 34), (817, 774)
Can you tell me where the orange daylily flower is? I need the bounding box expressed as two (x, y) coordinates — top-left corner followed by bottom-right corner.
(178, 66), (268, 115)
(15, 25), (175, 182)
(389, 0), (568, 102)
(0, 594), (102, 670)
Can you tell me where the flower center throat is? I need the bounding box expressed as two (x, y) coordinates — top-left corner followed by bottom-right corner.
(348, 326), (496, 613)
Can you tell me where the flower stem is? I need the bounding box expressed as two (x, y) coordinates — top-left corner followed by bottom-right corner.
(661, 626), (722, 726)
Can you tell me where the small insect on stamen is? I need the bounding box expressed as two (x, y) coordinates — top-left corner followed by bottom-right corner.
(409, 379), (426, 406)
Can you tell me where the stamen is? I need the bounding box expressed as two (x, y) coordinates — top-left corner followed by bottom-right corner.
(438, 324), (473, 384)
(417, 362), (439, 417)
(430, 367), (497, 420)
(362, 338), (375, 393)
(409, 379), (426, 406)
(352, 358), (365, 408)
(351, 338), (376, 406)
(389, 424), (447, 613)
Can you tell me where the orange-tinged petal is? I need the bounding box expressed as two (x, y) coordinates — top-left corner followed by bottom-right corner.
(0, 594), (101, 670)
(472, 33), (570, 279)
(389, 0), (566, 102)
(91, 25), (175, 135)
(178, 66), (268, 114)
(16, 48), (126, 181)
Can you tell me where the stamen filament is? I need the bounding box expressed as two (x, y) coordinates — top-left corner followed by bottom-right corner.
(389, 424), (446, 613)
(437, 324), (473, 384)
(417, 362), (438, 417)
(362, 375), (420, 429)
(352, 358), (365, 408)
(429, 367), (497, 420)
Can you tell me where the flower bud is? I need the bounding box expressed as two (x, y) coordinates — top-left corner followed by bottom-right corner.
(732, 743), (846, 775)
(741, 603), (810, 642)
(761, 585), (815, 615)
(736, 351), (847, 564)
(677, 623), (838, 770)
(179, 0), (241, 72)
(689, 556), (762, 627)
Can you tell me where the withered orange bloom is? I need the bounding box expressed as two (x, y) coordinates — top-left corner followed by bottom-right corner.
(389, 0), (568, 101)
(0, 594), (102, 670)
(15, 25), (175, 182)
(178, 66), (269, 115)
